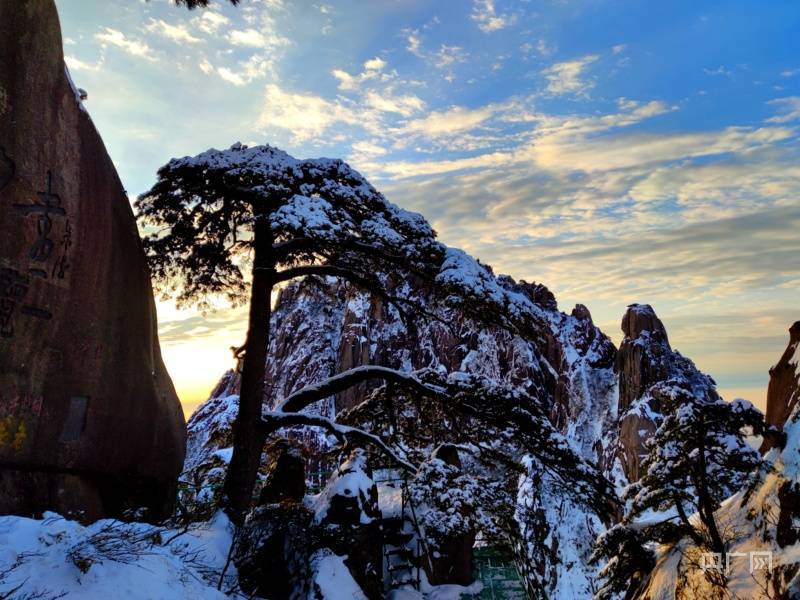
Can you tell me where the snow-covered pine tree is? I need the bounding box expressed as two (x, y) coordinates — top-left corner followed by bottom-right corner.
(137, 143), (445, 521)
(590, 524), (655, 600)
(593, 375), (766, 598)
(625, 384), (764, 552)
(137, 143), (616, 529)
(340, 370), (615, 521)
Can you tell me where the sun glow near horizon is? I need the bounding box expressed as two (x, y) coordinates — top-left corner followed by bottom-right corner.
(156, 299), (247, 418)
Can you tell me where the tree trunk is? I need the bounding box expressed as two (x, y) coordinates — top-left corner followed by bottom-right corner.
(673, 493), (706, 549)
(695, 418), (725, 555)
(222, 211), (274, 524)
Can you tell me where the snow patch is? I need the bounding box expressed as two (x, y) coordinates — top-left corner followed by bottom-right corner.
(0, 511), (235, 600)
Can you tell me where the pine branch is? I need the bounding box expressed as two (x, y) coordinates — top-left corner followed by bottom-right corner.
(259, 411), (417, 473)
(274, 365), (444, 413)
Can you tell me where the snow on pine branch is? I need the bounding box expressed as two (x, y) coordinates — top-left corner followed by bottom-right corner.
(260, 409), (417, 473)
(273, 364), (445, 414)
(139, 142), (558, 339)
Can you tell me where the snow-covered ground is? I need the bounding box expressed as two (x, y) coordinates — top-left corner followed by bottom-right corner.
(0, 512), (235, 599)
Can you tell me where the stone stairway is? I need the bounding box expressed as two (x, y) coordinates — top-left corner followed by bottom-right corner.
(378, 474), (430, 592)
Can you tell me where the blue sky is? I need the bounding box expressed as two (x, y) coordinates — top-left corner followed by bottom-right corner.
(55, 0), (800, 413)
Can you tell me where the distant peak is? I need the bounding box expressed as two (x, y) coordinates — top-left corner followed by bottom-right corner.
(572, 303), (593, 323)
(790, 321), (800, 344)
(622, 303), (669, 345)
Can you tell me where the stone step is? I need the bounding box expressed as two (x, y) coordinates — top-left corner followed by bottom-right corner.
(384, 547), (414, 560)
(384, 531), (415, 546)
(388, 563), (414, 573)
(389, 577), (419, 590)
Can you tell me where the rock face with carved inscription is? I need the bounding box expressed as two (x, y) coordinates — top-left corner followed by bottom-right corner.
(0, 0), (185, 521)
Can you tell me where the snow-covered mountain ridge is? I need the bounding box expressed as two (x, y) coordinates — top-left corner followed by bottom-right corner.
(184, 242), (775, 599)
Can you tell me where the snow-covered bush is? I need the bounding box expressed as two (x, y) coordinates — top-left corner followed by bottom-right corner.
(410, 457), (507, 545)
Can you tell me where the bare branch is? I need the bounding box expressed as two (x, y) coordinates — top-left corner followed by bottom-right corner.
(260, 411), (417, 473)
(275, 264), (416, 323)
(274, 264), (366, 285)
(274, 366), (444, 414)
(274, 264), (457, 335)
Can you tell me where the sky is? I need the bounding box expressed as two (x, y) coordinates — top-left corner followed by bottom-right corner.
(54, 0), (800, 416)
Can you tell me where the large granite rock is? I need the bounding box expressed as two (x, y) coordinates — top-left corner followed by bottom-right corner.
(761, 321), (800, 452)
(258, 438), (306, 505)
(765, 322), (800, 429)
(235, 502), (315, 599)
(606, 304), (672, 482)
(0, 0), (185, 521)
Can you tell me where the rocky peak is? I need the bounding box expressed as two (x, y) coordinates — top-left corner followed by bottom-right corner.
(616, 304), (674, 413)
(513, 279), (558, 311)
(606, 304), (719, 483)
(188, 270), (619, 598)
(763, 321), (800, 444)
(571, 303), (593, 322)
(621, 303), (669, 347)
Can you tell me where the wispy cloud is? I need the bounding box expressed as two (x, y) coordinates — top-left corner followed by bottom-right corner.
(542, 54), (599, 96)
(433, 45), (468, 70)
(403, 28), (468, 80)
(217, 54), (273, 86)
(472, 0), (517, 33)
(405, 29), (424, 57)
(65, 55), (102, 71)
(364, 90), (425, 116)
(403, 105), (497, 137)
(257, 84), (359, 141)
(95, 27), (154, 60)
(704, 65), (734, 78)
(194, 9), (229, 34)
(145, 19), (200, 44)
(228, 28), (270, 47)
(350, 140), (388, 158)
(332, 57), (387, 91)
(767, 96), (800, 123)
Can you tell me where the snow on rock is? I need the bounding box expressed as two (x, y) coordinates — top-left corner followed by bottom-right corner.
(180, 391), (241, 510)
(64, 65), (88, 112)
(308, 549), (369, 600)
(312, 449), (379, 525)
(602, 303), (720, 484)
(0, 511), (235, 599)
